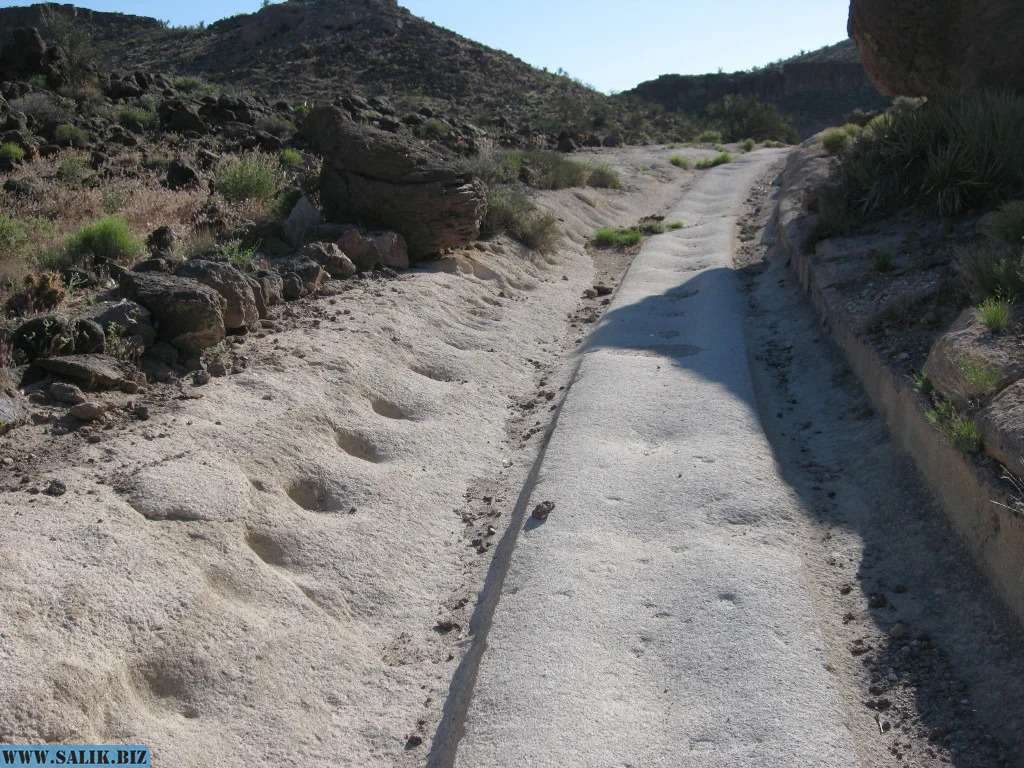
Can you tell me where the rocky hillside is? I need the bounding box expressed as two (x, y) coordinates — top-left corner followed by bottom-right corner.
(627, 40), (889, 138)
(0, 0), (626, 139)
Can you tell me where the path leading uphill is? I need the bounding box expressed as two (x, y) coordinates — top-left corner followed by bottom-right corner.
(448, 150), (862, 766)
(442, 149), (1024, 768)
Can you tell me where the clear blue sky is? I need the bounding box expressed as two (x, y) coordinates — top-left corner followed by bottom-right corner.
(0, 0), (852, 92)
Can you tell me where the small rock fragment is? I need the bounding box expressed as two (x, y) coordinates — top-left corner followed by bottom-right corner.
(43, 479), (66, 497)
(531, 500), (555, 521)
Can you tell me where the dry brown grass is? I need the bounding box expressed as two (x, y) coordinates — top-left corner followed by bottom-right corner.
(1, 154), (207, 285)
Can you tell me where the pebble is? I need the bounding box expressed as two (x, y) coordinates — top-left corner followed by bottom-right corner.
(192, 370), (211, 386)
(531, 500), (555, 521)
(43, 479), (66, 497)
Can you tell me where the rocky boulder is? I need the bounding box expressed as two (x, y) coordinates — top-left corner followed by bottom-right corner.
(978, 383), (1024, 470)
(848, 0), (1024, 95)
(337, 226), (409, 271)
(304, 106), (485, 260)
(12, 315), (74, 362)
(34, 354), (142, 392)
(923, 308), (1024, 408)
(175, 260), (259, 332)
(301, 242), (357, 279)
(119, 271), (226, 353)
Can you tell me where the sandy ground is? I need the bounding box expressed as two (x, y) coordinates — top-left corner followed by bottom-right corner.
(0, 145), (713, 766)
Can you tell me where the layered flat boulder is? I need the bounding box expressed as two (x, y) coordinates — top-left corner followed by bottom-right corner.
(304, 106), (485, 260)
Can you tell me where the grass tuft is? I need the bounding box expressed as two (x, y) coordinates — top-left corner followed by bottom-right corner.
(587, 163), (621, 189)
(927, 400), (982, 454)
(214, 152), (283, 203)
(0, 143), (25, 163)
(696, 130), (723, 144)
(593, 227), (642, 248)
(54, 123), (88, 147)
(821, 128), (850, 156)
(669, 155), (692, 169)
(696, 152), (732, 170)
(278, 148), (303, 168)
(482, 187), (561, 253)
(982, 200), (1024, 246)
(977, 295), (1013, 332)
(66, 216), (143, 263)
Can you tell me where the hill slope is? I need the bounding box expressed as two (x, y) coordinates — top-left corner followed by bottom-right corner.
(1, 0), (612, 135)
(2, 2), (880, 141)
(627, 39), (888, 137)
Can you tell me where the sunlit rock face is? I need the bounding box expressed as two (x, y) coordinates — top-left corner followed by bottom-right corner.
(849, 0), (1024, 95)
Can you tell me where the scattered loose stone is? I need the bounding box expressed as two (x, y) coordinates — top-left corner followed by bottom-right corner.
(43, 479), (66, 497)
(531, 500), (555, 521)
(193, 370), (212, 386)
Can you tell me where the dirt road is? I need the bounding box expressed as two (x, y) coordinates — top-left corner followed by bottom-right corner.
(442, 150), (1024, 768)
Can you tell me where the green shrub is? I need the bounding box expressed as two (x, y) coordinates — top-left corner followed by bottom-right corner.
(638, 219), (665, 235)
(214, 152), (283, 203)
(587, 163), (621, 189)
(523, 151), (589, 190)
(173, 76), (211, 94)
(0, 215), (29, 257)
(982, 200), (1024, 246)
(417, 118), (451, 140)
(256, 115), (296, 138)
(704, 94), (797, 143)
(959, 359), (1002, 393)
(117, 106), (157, 129)
(0, 143), (25, 163)
(593, 227), (642, 248)
(102, 188), (128, 214)
(958, 242), (1024, 301)
(669, 155), (691, 169)
(822, 91), (1024, 225)
(977, 295), (1013, 332)
(54, 123), (88, 147)
(279, 148), (303, 167)
(67, 216), (142, 262)
(482, 187), (561, 253)
(822, 128), (850, 156)
(10, 92), (70, 124)
(217, 239), (257, 269)
(841, 123), (864, 140)
(56, 155), (91, 184)
(667, 221), (685, 231)
(927, 400), (982, 454)
(459, 148), (524, 186)
(696, 152), (732, 170)
(741, 139), (756, 152)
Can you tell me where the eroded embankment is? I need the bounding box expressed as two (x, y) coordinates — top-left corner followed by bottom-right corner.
(0, 146), (707, 767)
(774, 146), (1024, 627)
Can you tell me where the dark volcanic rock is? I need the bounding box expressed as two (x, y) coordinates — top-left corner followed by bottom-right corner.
(12, 315), (74, 361)
(119, 271), (226, 353)
(305, 106), (485, 260)
(175, 259), (259, 332)
(849, 0), (1024, 95)
(34, 354), (140, 392)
